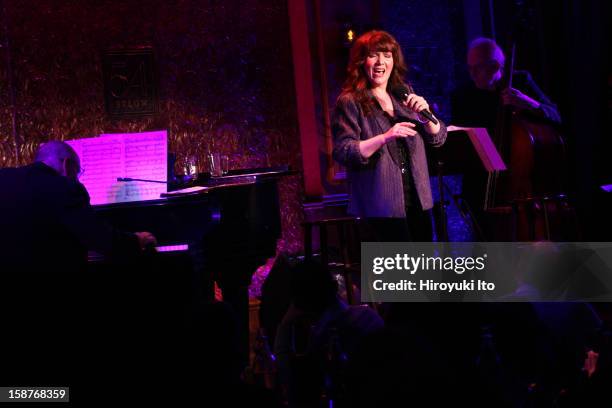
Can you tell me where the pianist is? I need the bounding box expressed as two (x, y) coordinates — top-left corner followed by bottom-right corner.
(0, 140), (156, 270)
(0, 140), (156, 385)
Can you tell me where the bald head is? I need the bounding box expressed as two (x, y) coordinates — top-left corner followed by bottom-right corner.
(35, 141), (81, 180)
(467, 37), (505, 90)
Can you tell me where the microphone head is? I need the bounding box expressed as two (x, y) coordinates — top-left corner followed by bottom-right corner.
(391, 85), (410, 100)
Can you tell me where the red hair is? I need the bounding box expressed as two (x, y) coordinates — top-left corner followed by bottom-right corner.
(341, 30), (408, 114)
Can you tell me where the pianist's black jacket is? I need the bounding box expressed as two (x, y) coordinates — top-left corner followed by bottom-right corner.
(0, 161), (140, 332)
(0, 161), (142, 384)
(0, 161), (139, 273)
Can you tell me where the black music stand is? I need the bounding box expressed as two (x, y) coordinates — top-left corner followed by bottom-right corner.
(426, 126), (506, 241)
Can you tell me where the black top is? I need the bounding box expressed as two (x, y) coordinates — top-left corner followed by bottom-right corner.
(383, 111), (422, 209)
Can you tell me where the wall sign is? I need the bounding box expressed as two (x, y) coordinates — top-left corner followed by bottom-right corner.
(103, 48), (158, 116)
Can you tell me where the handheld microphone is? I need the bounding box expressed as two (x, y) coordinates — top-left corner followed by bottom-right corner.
(391, 85), (439, 125)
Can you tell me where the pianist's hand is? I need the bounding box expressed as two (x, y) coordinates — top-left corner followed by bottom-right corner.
(135, 231), (157, 250)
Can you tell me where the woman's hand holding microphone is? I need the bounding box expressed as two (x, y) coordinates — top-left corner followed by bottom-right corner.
(401, 93), (441, 135)
(359, 92), (438, 160)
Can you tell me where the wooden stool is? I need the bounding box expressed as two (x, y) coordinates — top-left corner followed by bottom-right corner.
(302, 216), (361, 304)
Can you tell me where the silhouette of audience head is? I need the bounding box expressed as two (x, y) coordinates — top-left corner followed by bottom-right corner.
(290, 260), (338, 316)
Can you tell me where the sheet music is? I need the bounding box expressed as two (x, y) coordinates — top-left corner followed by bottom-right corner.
(67, 131), (167, 205)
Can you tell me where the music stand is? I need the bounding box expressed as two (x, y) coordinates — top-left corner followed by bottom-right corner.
(426, 126), (506, 240)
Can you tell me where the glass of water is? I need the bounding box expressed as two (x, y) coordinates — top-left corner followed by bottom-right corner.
(208, 152), (229, 177)
(183, 155), (198, 181)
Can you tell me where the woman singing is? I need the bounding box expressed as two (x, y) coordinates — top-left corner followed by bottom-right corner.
(332, 30), (447, 242)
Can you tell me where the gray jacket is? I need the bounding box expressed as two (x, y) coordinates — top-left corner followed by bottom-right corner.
(332, 91), (447, 217)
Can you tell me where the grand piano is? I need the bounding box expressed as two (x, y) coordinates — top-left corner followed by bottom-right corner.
(90, 167), (289, 367)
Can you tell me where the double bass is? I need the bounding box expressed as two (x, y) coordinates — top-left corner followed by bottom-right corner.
(484, 44), (573, 241)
